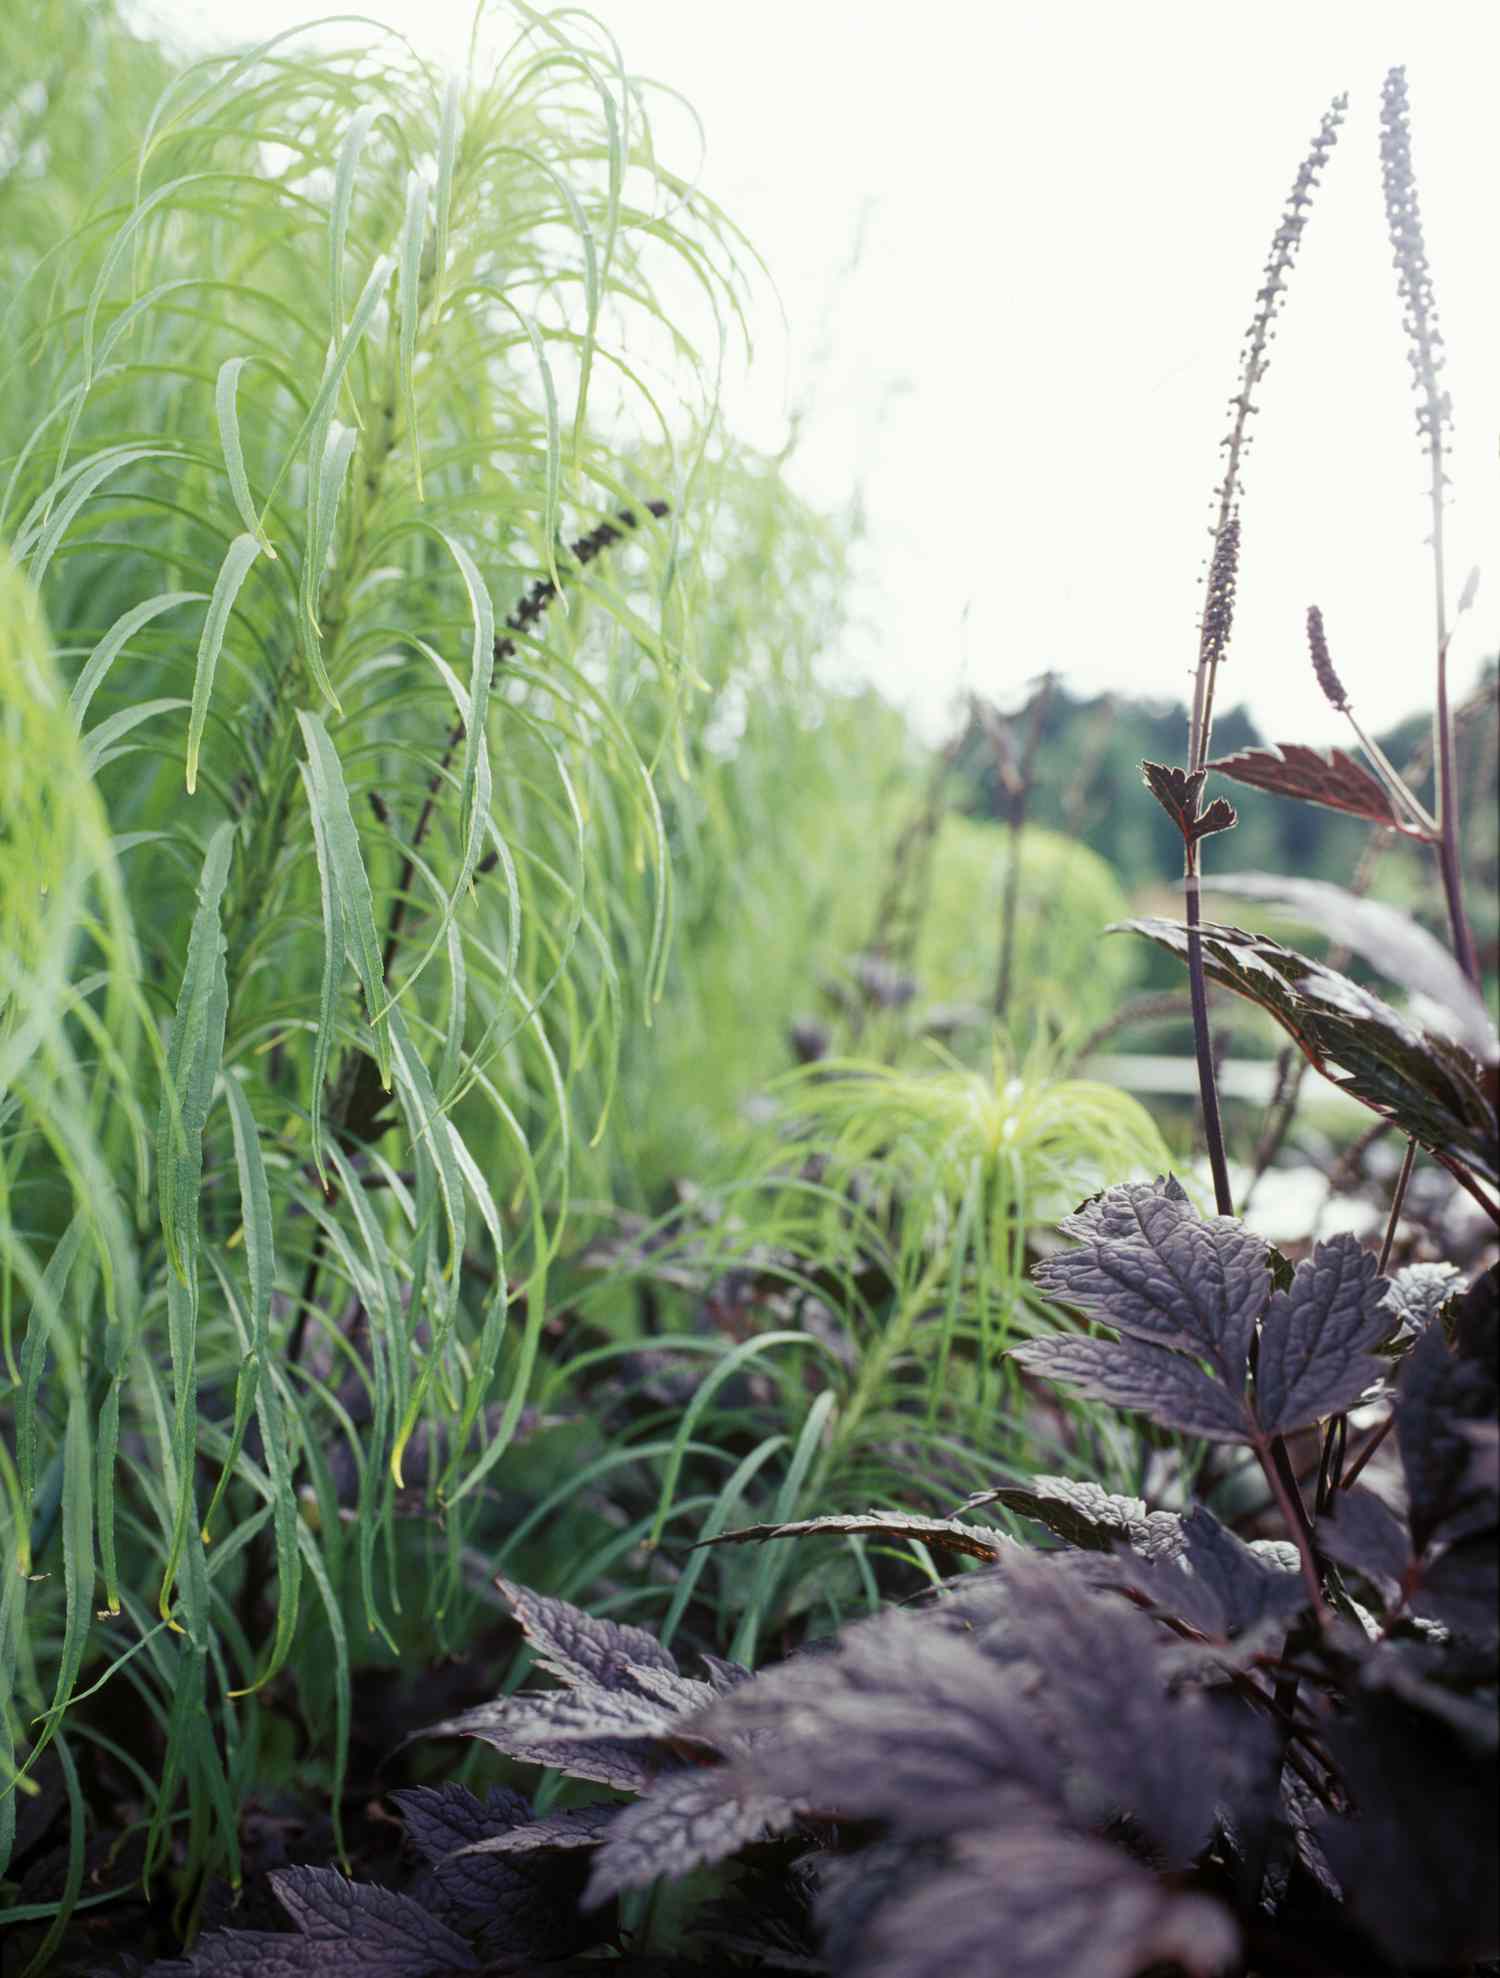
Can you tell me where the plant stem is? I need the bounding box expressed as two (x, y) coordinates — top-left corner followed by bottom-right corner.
(1378, 1139), (1417, 1273)
(1435, 623), (1481, 985)
(1260, 1435), (1327, 1621)
(1340, 1413), (1394, 1492)
(1314, 1138), (1415, 1515)
(1428, 1148), (1500, 1228)
(1184, 857), (1233, 1218)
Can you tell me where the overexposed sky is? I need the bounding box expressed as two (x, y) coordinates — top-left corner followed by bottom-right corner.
(131, 0), (1499, 743)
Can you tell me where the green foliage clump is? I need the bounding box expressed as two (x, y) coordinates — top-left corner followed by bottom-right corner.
(914, 813), (1139, 1042)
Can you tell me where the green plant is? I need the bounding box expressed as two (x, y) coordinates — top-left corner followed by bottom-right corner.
(0, 0), (770, 1932)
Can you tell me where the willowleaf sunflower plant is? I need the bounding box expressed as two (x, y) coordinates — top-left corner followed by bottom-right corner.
(1, 0), (766, 1918)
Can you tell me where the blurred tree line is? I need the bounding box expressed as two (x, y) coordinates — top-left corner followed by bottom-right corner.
(947, 662), (1499, 986)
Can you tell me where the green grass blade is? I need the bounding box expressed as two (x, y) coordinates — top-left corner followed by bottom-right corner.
(329, 103), (379, 348)
(260, 252), (394, 525)
(68, 591), (206, 728)
(186, 536), (260, 795)
(432, 78), (460, 313)
(214, 358), (277, 558)
(296, 710), (391, 1089)
(397, 170), (428, 501)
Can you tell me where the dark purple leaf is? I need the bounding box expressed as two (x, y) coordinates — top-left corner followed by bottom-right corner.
(161, 1936), (465, 1977)
(1201, 874), (1498, 1060)
(980, 1551), (1266, 1863)
(391, 1785), (604, 1960)
(1251, 1232), (1394, 1436)
(1206, 739), (1407, 828)
(494, 1574), (679, 1694)
(1176, 1506), (1309, 1635)
(1396, 1273), (1499, 1552)
(709, 1619), (1062, 1834)
(1010, 1335), (1250, 1442)
(1030, 1177), (1268, 1388)
(584, 1768), (797, 1907)
(1141, 760), (1237, 846)
(699, 1652), (753, 1693)
(1409, 1531), (1500, 1639)
(455, 1804), (618, 1856)
(1319, 1487), (1411, 1601)
(845, 1825), (1240, 1978)
(417, 1688), (685, 1793)
(957, 1474), (1185, 1560)
(265, 1870), (475, 1973)
(1119, 918), (1498, 1184)
(1463, 1420), (1500, 1496)
(1448, 1264), (1499, 1369)
(392, 1784), (529, 1865)
(1382, 1261), (1463, 1345)
(613, 1661), (722, 1714)
(697, 1509), (1008, 1563)
(1315, 1690), (1500, 1966)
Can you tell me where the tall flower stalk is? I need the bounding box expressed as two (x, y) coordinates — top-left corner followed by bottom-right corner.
(1379, 66), (1481, 987)
(1163, 96), (1347, 1222)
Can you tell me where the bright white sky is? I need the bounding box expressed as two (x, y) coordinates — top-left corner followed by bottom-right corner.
(134, 0), (1498, 744)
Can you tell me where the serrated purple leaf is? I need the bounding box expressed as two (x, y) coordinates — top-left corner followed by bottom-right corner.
(1409, 1532), (1500, 1640)
(1382, 1261), (1463, 1345)
(848, 1825), (1240, 1978)
(615, 1661), (722, 1714)
(269, 1869), (476, 1971)
(708, 1620), (1062, 1832)
(1319, 1487), (1411, 1600)
(392, 1784), (530, 1864)
(1315, 1690), (1500, 1965)
(417, 1689), (686, 1792)
(1251, 1233), (1393, 1436)
(1010, 1335), (1250, 1442)
(699, 1652), (753, 1693)
(389, 1785), (603, 1961)
(1033, 1178), (1268, 1388)
(168, 1935), (450, 1977)
(457, 1804), (618, 1856)
(584, 1769), (797, 1907)
(1397, 1269), (1500, 1551)
(495, 1575), (679, 1694)
(1177, 1505), (1309, 1635)
(961, 1475), (1185, 1560)
(1122, 918), (1499, 1184)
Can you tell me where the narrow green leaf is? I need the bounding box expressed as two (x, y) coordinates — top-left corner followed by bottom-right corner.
(82, 697), (188, 776)
(16, 1732), (83, 1977)
(262, 253), (393, 525)
(298, 419), (356, 712)
(43, 1404), (96, 1741)
(731, 1390), (836, 1666)
(433, 79), (461, 311)
(94, 1378), (123, 1617)
(330, 104), (380, 345)
(448, 527), (496, 832)
(214, 358), (276, 557)
(186, 536), (261, 795)
(297, 762), (346, 1192)
(156, 821), (234, 1283)
(296, 712), (390, 1089)
(398, 171), (429, 500)
(20, 446), (181, 588)
(471, 284), (561, 591)
(69, 592), (205, 728)
(659, 1436), (788, 1650)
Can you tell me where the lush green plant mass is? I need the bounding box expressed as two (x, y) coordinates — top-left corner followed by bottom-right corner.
(1, 6), (1496, 1977)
